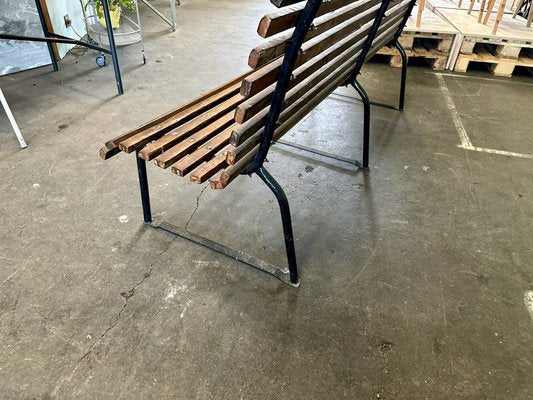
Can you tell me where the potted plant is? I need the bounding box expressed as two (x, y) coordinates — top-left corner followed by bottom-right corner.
(85, 0), (136, 30)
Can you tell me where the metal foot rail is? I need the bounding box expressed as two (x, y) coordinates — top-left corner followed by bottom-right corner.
(135, 151), (299, 286)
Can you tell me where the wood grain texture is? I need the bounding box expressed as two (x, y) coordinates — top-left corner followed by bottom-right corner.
(249, 0), (381, 68)
(243, 0), (405, 97)
(258, 0), (364, 38)
(99, 72), (247, 158)
(190, 146), (230, 183)
(171, 125), (234, 177)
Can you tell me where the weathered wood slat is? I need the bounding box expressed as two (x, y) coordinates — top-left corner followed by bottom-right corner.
(120, 92), (243, 154)
(258, 0), (364, 38)
(99, 72), (248, 159)
(229, 50), (361, 164)
(242, 0), (405, 97)
(238, 18), (379, 124)
(138, 107), (235, 161)
(235, 8), (407, 134)
(153, 108), (237, 169)
(227, 12), (408, 166)
(250, 0), (381, 68)
(171, 125), (234, 177)
(190, 146), (230, 183)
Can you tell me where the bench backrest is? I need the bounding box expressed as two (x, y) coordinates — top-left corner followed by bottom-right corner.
(223, 0), (416, 178)
(100, 0), (416, 189)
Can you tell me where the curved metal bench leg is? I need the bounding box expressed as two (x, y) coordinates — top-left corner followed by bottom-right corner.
(394, 39), (407, 111)
(256, 167), (299, 285)
(352, 80), (371, 169)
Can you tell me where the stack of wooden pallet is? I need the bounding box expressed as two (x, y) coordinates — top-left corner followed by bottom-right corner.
(101, 0), (413, 188)
(434, 8), (533, 76)
(376, 4), (458, 69)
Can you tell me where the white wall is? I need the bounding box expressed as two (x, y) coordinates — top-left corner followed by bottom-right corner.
(45, 0), (87, 59)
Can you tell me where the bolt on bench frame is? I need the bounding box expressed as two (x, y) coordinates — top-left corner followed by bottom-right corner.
(135, 0), (416, 287)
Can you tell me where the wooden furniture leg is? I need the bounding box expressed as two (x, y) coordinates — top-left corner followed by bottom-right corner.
(493, 0), (507, 33)
(483, 0), (498, 23)
(528, 1), (533, 26)
(478, 0), (487, 21)
(468, 0), (477, 14)
(417, 0), (426, 28)
(512, 0), (524, 17)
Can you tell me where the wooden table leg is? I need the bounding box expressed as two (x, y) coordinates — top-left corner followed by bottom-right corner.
(512, 0), (524, 17)
(483, 0), (498, 23)
(493, 0), (507, 33)
(468, 0), (477, 14)
(478, 0), (487, 21)
(417, 0), (426, 28)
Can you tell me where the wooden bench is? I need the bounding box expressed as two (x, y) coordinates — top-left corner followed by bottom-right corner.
(100, 0), (416, 286)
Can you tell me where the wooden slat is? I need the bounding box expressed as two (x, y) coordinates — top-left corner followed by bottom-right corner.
(250, 0), (381, 68)
(238, 17), (379, 124)
(235, 8), (408, 135)
(227, 12), (408, 165)
(258, 0), (366, 38)
(138, 105), (235, 161)
(229, 51), (360, 164)
(190, 146), (230, 183)
(242, 0), (405, 97)
(99, 72), (248, 159)
(119, 91), (242, 154)
(171, 125), (234, 177)
(153, 108), (237, 169)
(209, 171), (226, 189)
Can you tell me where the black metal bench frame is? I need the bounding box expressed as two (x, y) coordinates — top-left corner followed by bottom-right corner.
(135, 0), (416, 286)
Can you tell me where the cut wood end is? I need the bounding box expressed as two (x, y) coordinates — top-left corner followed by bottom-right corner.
(118, 143), (134, 153)
(171, 165), (185, 176)
(240, 80), (252, 97)
(248, 50), (261, 69)
(99, 145), (119, 160)
(234, 107), (246, 124)
(226, 151), (236, 165)
(154, 159), (167, 169)
(257, 17), (271, 38)
(137, 149), (152, 161)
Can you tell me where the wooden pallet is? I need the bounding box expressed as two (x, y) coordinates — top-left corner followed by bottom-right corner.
(435, 8), (533, 72)
(455, 42), (533, 75)
(375, 5), (459, 69)
(377, 40), (451, 69)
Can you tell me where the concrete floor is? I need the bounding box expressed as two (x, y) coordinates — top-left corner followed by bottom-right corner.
(1, 0), (533, 399)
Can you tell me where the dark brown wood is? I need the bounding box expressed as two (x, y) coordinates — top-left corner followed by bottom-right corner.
(139, 108), (235, 162)
(209, 171), (225, 189)
(238, 21), (378, 124)
(121, 91), (244, 155)
(250, 0), (381, 68)
(190, 146), (230, 183)
(153, 109), (237, 169)
(258, 0), (379, 38)
(234, 9), (407, 138)
(171, 125), (234, 176)
(243, 3), (392, 98)
(100, 73), (246, 157)
(228, 43), (378, 165)
(219, 148), (256, 188)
